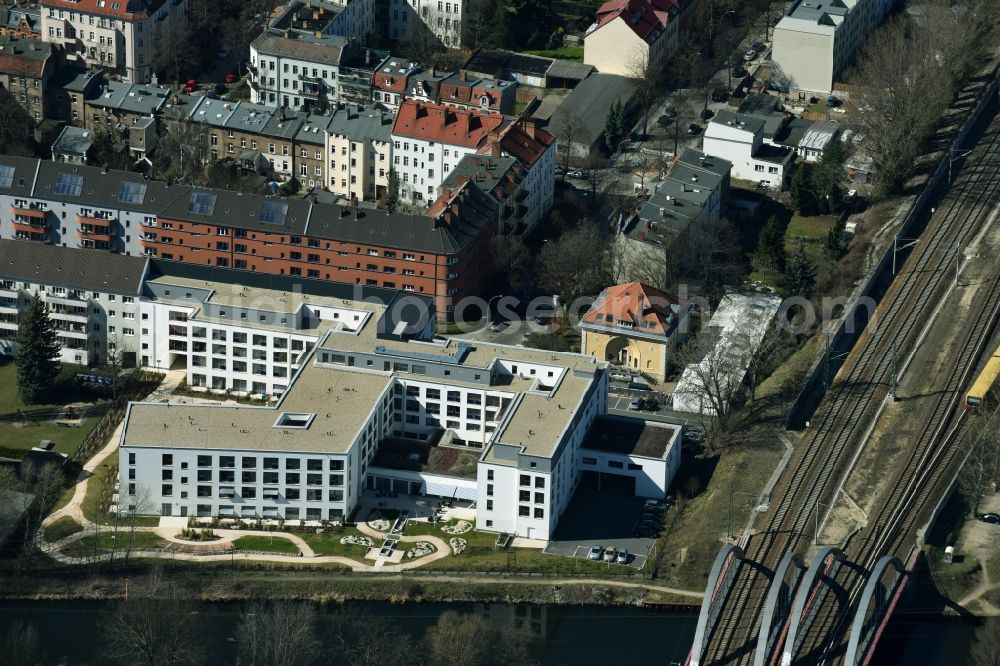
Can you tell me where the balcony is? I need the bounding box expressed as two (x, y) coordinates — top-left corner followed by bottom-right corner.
(138, 233), (158, 249)
(11, 214), (48, 235)
(0, 315), (17, 330)
(54, 325), (88, 339)
(50, 306), (88, 323)
(46, 294), (83, 308)
(0, 299), (17, 314)
(0, 284), (16, 299)
(168, 340), (189, 352)
(168, 324), (187, 338)
(76, 228), (116, 244)
(11, 204), (46, 219)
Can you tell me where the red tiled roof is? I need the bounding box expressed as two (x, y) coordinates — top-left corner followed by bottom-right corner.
(373, 71), (407, 93)
(41, 0), (167, 20)
(484, 120), (555, 168)
(581, 282), (679, 337)
(593, 0), (679, 44)
(392, 99), (509, 149)
(0, 53), (44, 77)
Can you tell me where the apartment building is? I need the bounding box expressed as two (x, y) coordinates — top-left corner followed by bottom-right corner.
(388, 0), (465, 48)
(370, 54), (418, 110)
(0, 238), (148, 365)
(613, 148), (731, 289)
(702, 110), (792, 189)
(437, 70), (516, 115)
(0, 35), (56, 122)
(248, 0), (388, 112)
(48, 65), (101, 125)
(40, 0), (188, 83)
(182, 98), (303, 180)
(439, 154), (526, 235)
(772, 0), (893, 93)
(390, 99), (511, 205)
(484, 119), (555, 235)
(322, 102), (392, 202)
(117, 288), (674, 541)
(584, 0), (682, 77)
(0, 155), (500, 319)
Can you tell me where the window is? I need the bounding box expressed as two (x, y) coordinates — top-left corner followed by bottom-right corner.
(535, 477), (545, 488)
(534, 507), (544, 519)
(220, 456), (235, 468)
(519, 490), (530, 502)
(486, 499), (493, 511)
(243, 457), (257, 468)
(162, 484), (173, 496)
(535, 492), (544, 503)
(518, 506), (530, 517)
(519, 474), (530, 487)
(197, 470), (212, 482)
(307, 459), (323, 471)
(162, 454), (173, 466)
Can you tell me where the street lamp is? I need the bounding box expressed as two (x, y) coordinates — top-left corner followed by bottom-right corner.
(486, 294), (502, 327)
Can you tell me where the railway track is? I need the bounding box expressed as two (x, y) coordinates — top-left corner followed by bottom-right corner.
(699, 108), (1000, 666)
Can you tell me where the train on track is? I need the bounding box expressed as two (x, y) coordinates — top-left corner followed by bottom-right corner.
(967, 341), (1000, 409)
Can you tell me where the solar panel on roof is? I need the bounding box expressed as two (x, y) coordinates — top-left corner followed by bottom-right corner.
(54, 173), (83, 196)
(187, 192), (217, 216)
(117, 180), (147, 204)
(258, 200), (288, 225)
(0, 165), (14, 189)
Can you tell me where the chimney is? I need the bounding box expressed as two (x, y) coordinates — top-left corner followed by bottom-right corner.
(350, 194), (359, 208)
(460, 70), (467, 81)
(450, 202), (460, 217)
(429, 66), (435, 77)
(101, 164), (109, 174)
(522, 119), (536, 139)
(309, 195), (318, 205)
(314, 30), (322, 38)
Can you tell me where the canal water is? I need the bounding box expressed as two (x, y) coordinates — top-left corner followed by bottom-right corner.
(0, 562), (977, 664)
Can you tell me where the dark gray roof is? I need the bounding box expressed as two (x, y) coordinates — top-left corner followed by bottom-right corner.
(679, 148), (731, 179)
(32, 159), (178, 213)
(711, 109), (766, 136)
(0, 239), (148, 294)
(3, 156), (495, 256)
(323, 104), (393, 142)
(51, 126), (94, 157)
(545, 60), (593, 81)
(505, 52), (554, 77)
(53, 66), (102, 93)
(546, 73), (637, 145)
(441, 154), (518, 196)
(88, 80), (171, 115)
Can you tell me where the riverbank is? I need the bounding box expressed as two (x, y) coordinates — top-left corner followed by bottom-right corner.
(0, 559), (702, 608)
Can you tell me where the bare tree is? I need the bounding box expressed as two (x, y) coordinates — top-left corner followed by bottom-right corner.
(582, 155), (619, 205)
(330, 613), (414, 666)
(1, 620), (43, 665)
(537, 224), (610, 303)
(0, 90), (34, 156)
(122, 485), (153, 568)
(154, 119), (209, 185)
(425, 611), (492, 666)
(957, 404), (1000, 514)
(151, 18), (198, 85)
(399, 18), (445, 68)
(101, 568), (205, 666)
(849, 5), (997, 197)
(553, 108), (585, 177)
(627, 47), (663, 139)
(235, 601), (321, 666)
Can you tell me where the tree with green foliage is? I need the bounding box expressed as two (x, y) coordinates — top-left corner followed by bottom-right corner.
(603, 98), (626, 153)
(823, 218), (849, 259)
(783, 243), (817, 298)
(385, 168), (400, 210)
(752, 215), (787, 274)
(811, 140), (845, 214)
(15, 292), (61, 404)
(789, 165), (817, 216)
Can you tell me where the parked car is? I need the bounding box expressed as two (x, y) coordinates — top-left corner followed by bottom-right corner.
(642, 398), (660, 411)
(732, 64), (748, 78)
(567, 170), (584, 178)
(978, 513), (1000, 524)
(644, 499), (666, 511)
(825, 95), (840, 107)
(488, 321), (509, 333)
(628, 396), (644, 410)
(616, 549), (630, 564)
(225, 72), (239, 84)
(750, 41), (766, 52)
(687, 123), (702, 135)
(603, 546), (617, 562)
(182, 79), (198, 93)
(213, 83), (228, 95)
(700, 108), (715, 121)
(587, 545), (604, 560)
(711, 88), (729, 103)
(743, 49), (758, 61)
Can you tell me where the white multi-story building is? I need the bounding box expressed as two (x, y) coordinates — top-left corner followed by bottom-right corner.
(583, 0), (681, 78)
(702, 110), (793, 190)
(771, 0), (893, 93)
(322, 103), (393, 202)
(40, 0), (188, 83)
(0, 239), (148, 365)
(391, 99), (511, 205)
(118, 287), (681, 539)
(388, 0), (465, 48)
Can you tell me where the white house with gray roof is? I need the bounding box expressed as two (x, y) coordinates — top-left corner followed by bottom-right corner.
(703, 110), (793, 189)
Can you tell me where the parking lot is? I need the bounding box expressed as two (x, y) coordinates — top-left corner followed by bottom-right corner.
(543, 474), (668, 570)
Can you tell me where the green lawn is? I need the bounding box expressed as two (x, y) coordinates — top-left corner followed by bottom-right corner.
(524, 46), (584, 61)
(233, 535), (301, 555)
(78, 461), (159, 527)
(43, 516), (83, 542)
(300, 527), (374, 561)
(0, 361), (112, 457)
(787, 214), (837, 241)
(61, 530), (166, 557)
